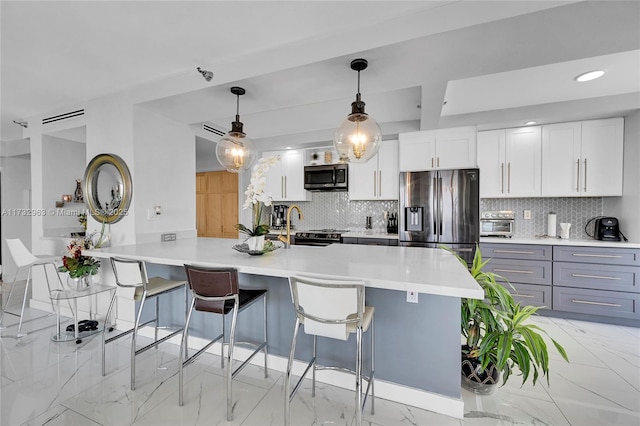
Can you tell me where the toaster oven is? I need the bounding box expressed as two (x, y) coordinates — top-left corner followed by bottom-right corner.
(480, 211), (515, 237)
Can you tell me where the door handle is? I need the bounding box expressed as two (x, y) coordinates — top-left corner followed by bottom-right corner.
(373, 171), (377, 197)
(433, 177), (437, 235)
(576, 159), (580, 193)
(438, 176), (443, 235)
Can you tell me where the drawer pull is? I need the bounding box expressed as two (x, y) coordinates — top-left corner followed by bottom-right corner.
(494, 250), (535, 255)
(572, 253), (622, 259)
(571, 299), (621, 308)
(571, 273), (620, 281)
(513, 293), (535, 298)
(494, 268), (534, 274)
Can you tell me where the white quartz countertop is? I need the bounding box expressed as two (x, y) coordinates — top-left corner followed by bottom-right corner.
(86, 237), (482, 299)
(480, 236), (640, 249)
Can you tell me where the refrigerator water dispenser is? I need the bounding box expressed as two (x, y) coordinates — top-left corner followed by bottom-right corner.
(405, 207), (423, 231)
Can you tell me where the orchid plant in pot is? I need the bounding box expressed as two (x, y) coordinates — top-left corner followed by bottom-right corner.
(235, 155), (280, 251)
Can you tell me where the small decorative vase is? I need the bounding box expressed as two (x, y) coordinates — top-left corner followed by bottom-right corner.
(67, 274), (93, 291)
(246, 235), (265, 251)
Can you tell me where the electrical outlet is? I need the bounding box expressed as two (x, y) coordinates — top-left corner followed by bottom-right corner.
(406, 290), (418, 304)
(161, 233), (176, 242)
(523, 210), (532, 220)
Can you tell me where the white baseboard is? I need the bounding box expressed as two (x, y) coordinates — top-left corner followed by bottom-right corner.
(133, 327), (464, 419)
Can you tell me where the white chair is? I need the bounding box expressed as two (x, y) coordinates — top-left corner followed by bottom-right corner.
(285, 275), (375, 426)
(0, 238), (62, 337)
(102, 257), (187, 390)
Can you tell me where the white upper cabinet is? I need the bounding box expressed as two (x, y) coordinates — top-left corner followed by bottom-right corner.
(349, 139), (399, 200)
(262, 150), (311, 202)
(477, 126), (542, 198)
(541, 118), (623, 197)
(399, 126), (476, 172)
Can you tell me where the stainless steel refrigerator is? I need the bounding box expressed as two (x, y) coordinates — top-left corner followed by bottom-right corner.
(399, 169), (479, 263)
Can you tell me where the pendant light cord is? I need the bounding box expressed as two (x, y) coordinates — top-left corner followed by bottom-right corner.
(236, 93), (240, 121)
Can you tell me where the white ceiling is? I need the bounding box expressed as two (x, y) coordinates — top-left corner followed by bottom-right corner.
(2, 1), (639, 152)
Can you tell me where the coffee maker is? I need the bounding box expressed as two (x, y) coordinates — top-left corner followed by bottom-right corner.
(271, 205), (288, 229)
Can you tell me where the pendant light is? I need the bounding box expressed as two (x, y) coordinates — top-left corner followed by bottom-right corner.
(334, 58), (382, 163)
(216, 87), (257, 172)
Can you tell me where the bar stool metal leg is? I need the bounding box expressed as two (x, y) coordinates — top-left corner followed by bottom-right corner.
(312, 335), (317, 397)
(371, 316), (375, 414)
(226, 298), (239, 422)
(131, 291), (148, 390)
(263, 294), (268, 378)
(284, 318), (301, 426)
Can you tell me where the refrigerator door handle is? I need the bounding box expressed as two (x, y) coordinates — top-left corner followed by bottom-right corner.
(432, 176), (437, 235)
(438, 176), (443, 236)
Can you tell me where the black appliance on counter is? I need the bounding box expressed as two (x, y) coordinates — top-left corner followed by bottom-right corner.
(271, 204), (288, 229)
(304, 164), (348, 191)
(294, 229), (347, 246)
(399, 169), (479, 263)
(588, 216), (624, 241)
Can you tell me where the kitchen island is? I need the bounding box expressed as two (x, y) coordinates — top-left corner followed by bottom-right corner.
(86, 237), (482, 418)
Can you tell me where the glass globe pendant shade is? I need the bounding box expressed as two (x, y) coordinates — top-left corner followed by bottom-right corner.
(215, 86), (257, 172)
(215, 130), (257, 173)
(334, 112), (382, 163)
(333, 58), (382, 163)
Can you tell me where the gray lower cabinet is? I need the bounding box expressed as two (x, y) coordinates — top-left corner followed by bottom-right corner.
(481, 243), (552, 308)
(553, 246), (640, 320)
(342, 237), (398, 246)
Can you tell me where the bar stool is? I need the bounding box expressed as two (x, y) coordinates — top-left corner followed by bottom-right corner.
(102, 257), (187, 390)
(285, 275), (375, 426)
(0, 238), (62, 337)
(179, 265), (268, 422)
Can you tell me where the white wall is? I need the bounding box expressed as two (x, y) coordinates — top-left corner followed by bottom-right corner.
(133, 106), (196, 242)
(1, 151), (32, 280)
(604, 110), (640, 242)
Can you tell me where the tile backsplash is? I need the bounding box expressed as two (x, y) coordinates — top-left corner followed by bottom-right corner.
(481, 197), (603, 239)
(271, 193), (604, 239)
(271, 192), (398, 232)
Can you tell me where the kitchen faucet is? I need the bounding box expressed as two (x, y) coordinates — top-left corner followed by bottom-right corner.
(278, 205), (303, 249)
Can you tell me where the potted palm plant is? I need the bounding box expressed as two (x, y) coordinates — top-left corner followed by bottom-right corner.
(446, 245), (569, 394)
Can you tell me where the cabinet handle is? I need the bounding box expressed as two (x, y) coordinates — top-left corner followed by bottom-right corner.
(494, 268), (534, 274)
(572, 253), (622, 259)
(513, 293), (535, 299)
(507, 162), (511, 193)
(431, 157), (434, 168)
(494, 249), (535, 255)
(571, 299), (621, 308)
(284, 176), (287, 198)
(583, 158), (588, 192)
(378, 170), (382, 197)
(437, 157), (440, 168)
(373, 171), (377, 197)
(281, 176), (284, 198)
(571, 273), (620, 281)
(576, 159), (580, 193)
(500, 163), (504, 193)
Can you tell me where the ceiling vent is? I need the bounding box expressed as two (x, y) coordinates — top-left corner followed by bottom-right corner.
(42, 109), (85, 125)
(202, 123), (225, 137)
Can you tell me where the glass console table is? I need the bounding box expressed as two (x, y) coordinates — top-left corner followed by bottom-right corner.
(50, 283), (116, 344)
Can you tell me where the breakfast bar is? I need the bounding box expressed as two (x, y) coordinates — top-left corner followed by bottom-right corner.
(87, 237), (483, 418)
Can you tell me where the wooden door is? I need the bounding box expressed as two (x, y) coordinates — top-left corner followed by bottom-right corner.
(196, 171), (239, 238)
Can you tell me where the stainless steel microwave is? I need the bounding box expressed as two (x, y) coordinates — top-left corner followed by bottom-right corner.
(304, 164), (348, 191)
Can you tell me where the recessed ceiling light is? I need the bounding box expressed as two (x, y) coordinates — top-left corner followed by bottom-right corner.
(285, 146), (293, 150)
(575, 70), (605, 82)
(525, 121), (537, 125)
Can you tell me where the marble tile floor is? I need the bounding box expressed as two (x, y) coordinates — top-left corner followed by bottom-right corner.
(1, 305), (639, 426)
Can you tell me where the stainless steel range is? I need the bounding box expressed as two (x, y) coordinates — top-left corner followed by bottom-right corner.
(294, 229), (348, 246)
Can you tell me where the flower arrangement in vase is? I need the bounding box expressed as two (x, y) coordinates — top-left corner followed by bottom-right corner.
(235, 155), (280, 250)
(58, 222), (110, 290)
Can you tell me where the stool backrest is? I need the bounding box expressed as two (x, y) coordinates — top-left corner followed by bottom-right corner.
(289, 275), (365, 341)
(184, 265), (239, 314)
(5, 238), (38, 267)
(110, 257), (148, 288)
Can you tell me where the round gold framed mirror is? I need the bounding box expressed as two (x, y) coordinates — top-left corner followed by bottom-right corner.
(82, 153), (132, 224)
